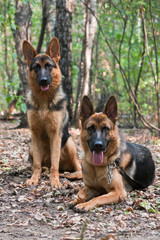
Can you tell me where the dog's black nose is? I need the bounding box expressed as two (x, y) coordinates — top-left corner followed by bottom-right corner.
(94, 140), (103, 151)
(40, 77), (48, 85)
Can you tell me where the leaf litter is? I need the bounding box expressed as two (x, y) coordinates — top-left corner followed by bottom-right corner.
(0, 120), (160, 240)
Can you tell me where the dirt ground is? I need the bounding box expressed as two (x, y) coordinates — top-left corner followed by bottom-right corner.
(0, 120), (160, 240)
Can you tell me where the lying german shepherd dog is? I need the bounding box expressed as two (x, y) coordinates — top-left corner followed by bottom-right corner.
(71, 95), (155, 211)
(23, 37), (81, 188)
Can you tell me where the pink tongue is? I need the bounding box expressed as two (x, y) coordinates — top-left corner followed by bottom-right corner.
(40, 85), (49, 91)
(93, 151), (103, 166)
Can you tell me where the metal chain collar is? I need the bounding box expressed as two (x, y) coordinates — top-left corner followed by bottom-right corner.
(106, 161), (117, 185)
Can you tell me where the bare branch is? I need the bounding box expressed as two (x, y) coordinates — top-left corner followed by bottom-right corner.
(36, 0), (48, 53)
(135, 8), (146, 95)
(127, 14), (135, 81)
(141, 6), (156, 82)
(111, 0), (128, 61)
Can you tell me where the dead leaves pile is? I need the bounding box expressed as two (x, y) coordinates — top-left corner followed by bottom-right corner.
(0, 120), (160, 240)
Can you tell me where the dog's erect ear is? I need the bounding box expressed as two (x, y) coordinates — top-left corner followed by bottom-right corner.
(104, 96), (118, 124)
(46, 37), (60, 62)
(80, 96), (95, 123)
(23, 41), (37, 65)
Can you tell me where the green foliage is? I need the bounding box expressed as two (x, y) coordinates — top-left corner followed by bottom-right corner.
(0, 0), (160, 128)
(0, 0), (18, 112)
(16, 96), (27, 114)
(72, 2), (84, 100)
(0, 0), (41, 114)
(140, 200), (158, 213)
(21, 0), (37, 6)
(84, 0), (160, 126)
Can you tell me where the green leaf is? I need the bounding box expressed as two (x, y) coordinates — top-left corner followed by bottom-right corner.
(20, 102), (27, 113)
(22, 0), (29, 4)
(11, 23), (16, 30)
(140, 201), (157, 213)
(54, 190), (60, 196)
(12, 52), (17, 60)
(148, 207), (156, 213)
(30, 0), (37, 7)
(6, 94), (12, 103)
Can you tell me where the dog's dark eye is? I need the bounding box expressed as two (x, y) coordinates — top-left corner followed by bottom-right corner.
(87, 124), (96, 134)
(45, 63), (53, 70)
(45, 62), (56, 70)
(102, 126), (109, 133)
(33, 64), (40, 72)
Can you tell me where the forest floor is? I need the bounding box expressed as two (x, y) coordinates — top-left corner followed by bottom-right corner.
(0, 119), (160, 240)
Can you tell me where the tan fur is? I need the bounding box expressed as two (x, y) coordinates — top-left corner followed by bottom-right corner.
(23, 37), (81, 188)
(27, 54), (61, 104)
(73, 124), (126, 211)
(81, 113), (120, 166)
(71, 96), (127, 211)
(120, 153), (132, 170)
(72, 96), (155, 211)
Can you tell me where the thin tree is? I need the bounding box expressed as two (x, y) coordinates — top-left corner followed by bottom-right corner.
(36, 0), (50, 53)
(82, 0), (97, 97)
(13, 0), (32, 127)
(54, 0), (74, 122)
(73, 0), (97, 125)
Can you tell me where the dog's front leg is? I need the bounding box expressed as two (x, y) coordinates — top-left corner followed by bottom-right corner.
(26, 134), (43, 185)
(71, 186), (100, 207)
(50, 134), (62, 188)
(75, 190), (126, 211)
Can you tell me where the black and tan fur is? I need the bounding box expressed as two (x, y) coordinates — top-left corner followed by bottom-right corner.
(71, 96), (155, 211)
(23, 37), (81, 188)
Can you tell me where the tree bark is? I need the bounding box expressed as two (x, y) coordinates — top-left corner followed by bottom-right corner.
(82, 0), (97, 96)
(13, 0), (32, 127)
(4, 0), (13, 83)
(73, 36), (85, 125)
(54, 0), (74, 123)
(73, 0), (97, 125)
(36, 0), (49, 53)
(46, 0), (56, 46)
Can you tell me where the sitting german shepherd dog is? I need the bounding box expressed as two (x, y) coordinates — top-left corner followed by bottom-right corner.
(23, 37), (81, 188)
(71, 95), (155, 211)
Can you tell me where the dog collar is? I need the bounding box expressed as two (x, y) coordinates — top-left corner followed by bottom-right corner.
(106, 161), (117, 184)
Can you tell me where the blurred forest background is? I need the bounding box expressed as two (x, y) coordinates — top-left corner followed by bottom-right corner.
(0, 0), (160, 133)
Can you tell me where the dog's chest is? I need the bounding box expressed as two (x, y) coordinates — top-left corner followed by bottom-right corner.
(82, 160), (108, 190)
(28, 108), (62, 134)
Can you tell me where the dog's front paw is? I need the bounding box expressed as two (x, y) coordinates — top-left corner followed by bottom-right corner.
(50, 178), (62, 188)
(68, 199), (79, 209)
(74, 202), (93, 212)
(63, 171), (82, 180)
(26, 176), (39, 186)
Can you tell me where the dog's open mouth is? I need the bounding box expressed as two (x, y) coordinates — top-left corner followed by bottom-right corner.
(40, 85), (49, 91)
(93, 151), (103, 166)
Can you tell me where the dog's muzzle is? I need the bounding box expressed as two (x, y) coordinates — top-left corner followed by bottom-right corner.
(40, 77), (50, 91)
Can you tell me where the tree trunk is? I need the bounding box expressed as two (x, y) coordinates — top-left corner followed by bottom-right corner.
(73, 37), (85, 125)
(13, 0), (32, 127)
(73, 0), (97, 125)
(4, 0), (13, 83)
(92, 26), (100, 102)
(54, 0), (74, 123)
(46, 0), (56, 46)
(36, 0), (49, 53)
(82, 0), (97, 96)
